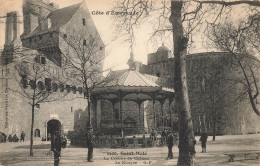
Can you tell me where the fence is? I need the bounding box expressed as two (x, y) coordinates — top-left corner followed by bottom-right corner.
(70, 136), (167, 148)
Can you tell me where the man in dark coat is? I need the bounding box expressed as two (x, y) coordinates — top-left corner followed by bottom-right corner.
(51, 130), (62, 166)
(166, 131), (174, 160)
(150, 129), (157, 142)
(86, 127), (94, 162)
(199, 132), (208, 153)
(20, 131), (25, 142)
(13, 134), (19, 142)
(161, 129), (168, 145)
(8, 135), (13, 142)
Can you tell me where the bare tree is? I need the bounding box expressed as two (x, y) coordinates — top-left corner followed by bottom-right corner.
(5, 49), (69, 156)
(207, 14), (260, 116)
(59, 29), (111, 128)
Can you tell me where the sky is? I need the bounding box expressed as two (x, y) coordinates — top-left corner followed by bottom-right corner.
(0, 0), (157, 70)
(0, 0), (259, 70)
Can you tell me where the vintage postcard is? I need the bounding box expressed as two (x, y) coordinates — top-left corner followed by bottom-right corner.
(0, 0), (260, 166)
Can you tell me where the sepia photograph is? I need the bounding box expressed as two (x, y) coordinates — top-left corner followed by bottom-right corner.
(0, 0), (260, 165)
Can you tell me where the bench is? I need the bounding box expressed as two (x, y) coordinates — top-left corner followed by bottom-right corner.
(225, 152), (260, 162)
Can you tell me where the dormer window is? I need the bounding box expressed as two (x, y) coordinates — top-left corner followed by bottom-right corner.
(82, 18), (86, 26)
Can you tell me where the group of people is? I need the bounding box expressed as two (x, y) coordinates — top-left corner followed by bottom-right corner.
(7, 131), (25, 142)
(51, 126), (208, 165)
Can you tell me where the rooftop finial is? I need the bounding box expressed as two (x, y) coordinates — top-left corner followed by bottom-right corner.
(127, 47), (136, 70)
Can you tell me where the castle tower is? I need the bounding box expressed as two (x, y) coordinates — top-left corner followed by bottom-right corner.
(5, 11), (20, 45)
(1, 11), (21, 64)
(22, 0), (58, 35)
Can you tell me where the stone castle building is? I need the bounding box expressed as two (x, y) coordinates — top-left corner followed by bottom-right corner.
(0, 0), (104, 141)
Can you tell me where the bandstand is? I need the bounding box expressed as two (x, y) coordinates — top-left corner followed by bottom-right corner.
(91, 51), (175, 137)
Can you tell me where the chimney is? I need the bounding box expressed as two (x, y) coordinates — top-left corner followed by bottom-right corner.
(5, 11), (20, 45)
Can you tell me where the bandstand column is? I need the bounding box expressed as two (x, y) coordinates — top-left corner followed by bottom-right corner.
(160, 101), (164, 129)
(160, 99), (166, 129)
(45, 122), (48, 142)
(111, 100), (117, 127)
(138, 103), (141, 130)
(153, 98), (156, 129)
(119, 93), (123, 137)
(168, 97), (174, 129)
(143, 102), (146, 146)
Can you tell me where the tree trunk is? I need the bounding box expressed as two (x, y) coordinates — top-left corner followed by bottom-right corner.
(30, 104), (34, 156)
(87, 96), (92, 127)
(170, 1), (196, 166)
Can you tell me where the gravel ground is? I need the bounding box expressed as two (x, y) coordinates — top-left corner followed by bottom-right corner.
(0, 134), (259, 166)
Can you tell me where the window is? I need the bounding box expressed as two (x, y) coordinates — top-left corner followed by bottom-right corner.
(115, 108), (119, 120)
(29, 38), (32, 43)
(82, 18), (86, 26)
(63, 34), (67, 38)
(34, 129), (40, 137)
(50, 33), (53, 38)
(83, 39), (86, 46)
(35, 104), (40, 108)
(40, 56), (46, 65)
(99, 46), (103, 50)
(39, 35), (42, 40)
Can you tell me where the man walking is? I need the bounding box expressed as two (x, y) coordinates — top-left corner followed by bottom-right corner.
(199, 132), (208, 153)
(166, 131), (174, 160)
(52, 130), (62, 166)
(20, 131), (25, 142)
(86, 126), (94, 162)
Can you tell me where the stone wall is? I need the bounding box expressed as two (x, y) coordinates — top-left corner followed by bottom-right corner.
(0, 59), (87, 141)
(140, 51), (260, 135)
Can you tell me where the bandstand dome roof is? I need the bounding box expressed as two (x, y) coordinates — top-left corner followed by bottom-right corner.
(105, 69), (159, 87)
(92, 68), (174, 102)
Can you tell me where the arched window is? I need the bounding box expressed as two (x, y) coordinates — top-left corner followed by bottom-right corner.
(34, 129), (40, 137)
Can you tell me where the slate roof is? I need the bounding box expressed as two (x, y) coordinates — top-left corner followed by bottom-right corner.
(105, 69), (159, 87)
(23, 3), (81, 38)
